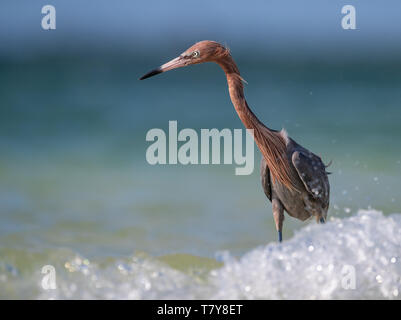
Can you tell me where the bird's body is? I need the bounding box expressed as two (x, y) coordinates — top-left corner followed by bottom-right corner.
(140, 40), (330, 242)
(260, 132), (330, 240)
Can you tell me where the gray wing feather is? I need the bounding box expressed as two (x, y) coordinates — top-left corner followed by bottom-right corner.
(292, 151), (330, 205)
(260, 156), (272, 201)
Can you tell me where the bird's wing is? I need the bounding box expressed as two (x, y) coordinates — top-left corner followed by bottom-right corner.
(292, 151), (329, 202)
(260, 156), (272, 201)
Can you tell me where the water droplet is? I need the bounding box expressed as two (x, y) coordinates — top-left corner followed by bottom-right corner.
(380, 256), (388, 265)
(308, 245), (314, 252)
(143, 281), (151, 290)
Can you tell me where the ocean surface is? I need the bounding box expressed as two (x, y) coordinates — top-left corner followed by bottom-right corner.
(0, 54), (400, 299)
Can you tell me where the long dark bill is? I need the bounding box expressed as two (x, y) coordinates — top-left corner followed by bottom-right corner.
(139, 56), (184, 80)
(139, 68), (162, 80)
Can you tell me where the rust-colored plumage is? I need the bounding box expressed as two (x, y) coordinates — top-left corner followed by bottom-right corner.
(210, 44), (298, 190)
(222, 64), (299, 193)
(140, 40), (330, 242)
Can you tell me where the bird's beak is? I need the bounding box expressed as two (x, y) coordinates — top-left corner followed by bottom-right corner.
(139, 56), (186, 80)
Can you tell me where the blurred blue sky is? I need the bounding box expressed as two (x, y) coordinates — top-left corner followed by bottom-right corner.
(1, 0), (401, 60)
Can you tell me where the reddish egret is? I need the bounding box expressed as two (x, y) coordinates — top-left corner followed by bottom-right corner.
(140, 41), (330, 242)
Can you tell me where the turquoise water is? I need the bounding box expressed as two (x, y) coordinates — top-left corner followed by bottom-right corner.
(0, 55), (400, 299)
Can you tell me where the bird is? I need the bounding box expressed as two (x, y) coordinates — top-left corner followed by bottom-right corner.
(140, 40), (330, 242)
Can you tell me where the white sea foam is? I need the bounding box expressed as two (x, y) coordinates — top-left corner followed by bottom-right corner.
(211, 209), (401, 299)
(32, 210), (401, 299)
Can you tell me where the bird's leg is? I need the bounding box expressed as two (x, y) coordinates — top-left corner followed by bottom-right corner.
(272, 198), (284, 242)
(315, 212), (325, 224)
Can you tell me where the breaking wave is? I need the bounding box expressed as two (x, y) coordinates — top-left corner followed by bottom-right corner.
(2, 210), (400, 299)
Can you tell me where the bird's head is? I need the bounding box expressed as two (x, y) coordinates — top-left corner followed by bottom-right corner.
(139, 40), (230, 80)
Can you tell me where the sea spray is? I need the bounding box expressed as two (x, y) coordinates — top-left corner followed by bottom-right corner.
(1, 210), (399, 299)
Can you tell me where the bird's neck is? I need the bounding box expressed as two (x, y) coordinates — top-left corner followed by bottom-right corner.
(216, 55), (298, 192)
(217, 59), (260, 129)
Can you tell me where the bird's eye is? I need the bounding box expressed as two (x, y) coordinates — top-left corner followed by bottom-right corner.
(192, 50), (200, 58)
